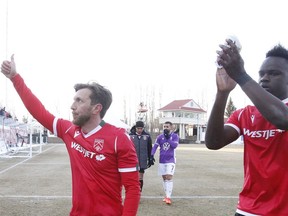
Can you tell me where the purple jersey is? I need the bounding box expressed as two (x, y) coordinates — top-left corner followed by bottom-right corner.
(151, 132), (179, 163)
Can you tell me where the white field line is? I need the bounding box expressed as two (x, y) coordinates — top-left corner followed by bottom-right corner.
(0, 144), (240, 201)
(141, 195), (238, 199)
(0, 195), (238, 199)
(178, 146), (244, 153)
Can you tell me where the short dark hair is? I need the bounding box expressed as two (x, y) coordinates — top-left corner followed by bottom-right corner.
(266, 44), (288, 61)
(164, 121), (173, 126)
(136, 121), (144, 128)
(74, 82), (112, 118)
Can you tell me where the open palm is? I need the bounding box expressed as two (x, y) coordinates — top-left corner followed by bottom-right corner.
(216, 68), (236, 92)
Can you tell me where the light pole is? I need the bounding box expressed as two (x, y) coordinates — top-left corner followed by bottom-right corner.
(196, 114), (200, 144)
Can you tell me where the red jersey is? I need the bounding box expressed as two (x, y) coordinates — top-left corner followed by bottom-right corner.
(226, 99), (288, 216)
(12, 74), (140, 216)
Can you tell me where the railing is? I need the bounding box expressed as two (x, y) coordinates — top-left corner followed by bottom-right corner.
(0, 117), (46, 158)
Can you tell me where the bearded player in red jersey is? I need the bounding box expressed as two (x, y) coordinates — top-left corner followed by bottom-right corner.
(206, 40), (288, 216)
(1, 55), (140, 216)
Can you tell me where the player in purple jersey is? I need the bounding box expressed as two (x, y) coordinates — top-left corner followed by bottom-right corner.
(151, 121), (179, 205)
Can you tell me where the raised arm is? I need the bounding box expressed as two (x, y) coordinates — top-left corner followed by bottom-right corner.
(205, 67), (239, 150)
(218, 40), (288, 129)
(205, 89), (239, 150)
(1, 55), (55, 132)
(205, 39), (247, 149)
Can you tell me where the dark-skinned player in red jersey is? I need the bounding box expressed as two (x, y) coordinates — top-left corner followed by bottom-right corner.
(206, 39), (288, 216)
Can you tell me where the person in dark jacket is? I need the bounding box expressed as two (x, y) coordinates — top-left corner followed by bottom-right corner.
(129, 121), (153, 192)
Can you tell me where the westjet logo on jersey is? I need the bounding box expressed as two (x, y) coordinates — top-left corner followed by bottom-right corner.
(243, 128), (285, 139)
(71, 142), (105, 161)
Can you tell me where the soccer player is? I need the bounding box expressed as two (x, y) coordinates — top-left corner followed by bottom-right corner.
(151, 121), (179, 205)
(129, 120), (153, 192)
(1, 55), (140, 216)
(205, 40), (288, 215)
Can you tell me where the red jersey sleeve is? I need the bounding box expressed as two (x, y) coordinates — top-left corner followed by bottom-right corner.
(121, 171), (140, 216)
(225, 108), (245, 135)
(116, 130), (139, 171)
(11, 74), (55, 132)
(115, 129), (140, 216)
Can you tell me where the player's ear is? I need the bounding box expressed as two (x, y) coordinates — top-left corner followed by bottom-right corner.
(93, 103), (103, 114)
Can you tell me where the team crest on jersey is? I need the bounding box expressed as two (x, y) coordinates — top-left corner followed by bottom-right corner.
(94, 139), (104, 151)
(163, 142), (170, 151)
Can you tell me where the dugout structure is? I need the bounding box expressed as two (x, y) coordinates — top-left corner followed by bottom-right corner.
(0, 116), (47, 158)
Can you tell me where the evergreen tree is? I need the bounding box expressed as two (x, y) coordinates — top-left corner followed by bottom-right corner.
(225, 97), (237, 117)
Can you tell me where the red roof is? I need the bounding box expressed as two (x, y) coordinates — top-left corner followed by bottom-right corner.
(158, 99), (206, 113)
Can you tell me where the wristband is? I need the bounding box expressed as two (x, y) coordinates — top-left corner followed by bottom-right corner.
(235, 73), (252, 86)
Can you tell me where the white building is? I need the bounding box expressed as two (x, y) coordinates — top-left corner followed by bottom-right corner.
(158, 99), (206, 143)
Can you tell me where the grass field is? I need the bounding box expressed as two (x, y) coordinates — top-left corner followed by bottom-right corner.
(0, 143), (244, 216)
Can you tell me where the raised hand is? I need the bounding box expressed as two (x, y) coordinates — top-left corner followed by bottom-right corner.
(1, 54), (17, 79)
(216, 40), (249, 86)
(216, 67), (237, 92)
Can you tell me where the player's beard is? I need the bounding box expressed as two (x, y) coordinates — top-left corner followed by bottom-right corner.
(73, 113), (91, 127)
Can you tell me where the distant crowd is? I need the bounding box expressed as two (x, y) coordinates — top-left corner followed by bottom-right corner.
(0, 107), (13, 119)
